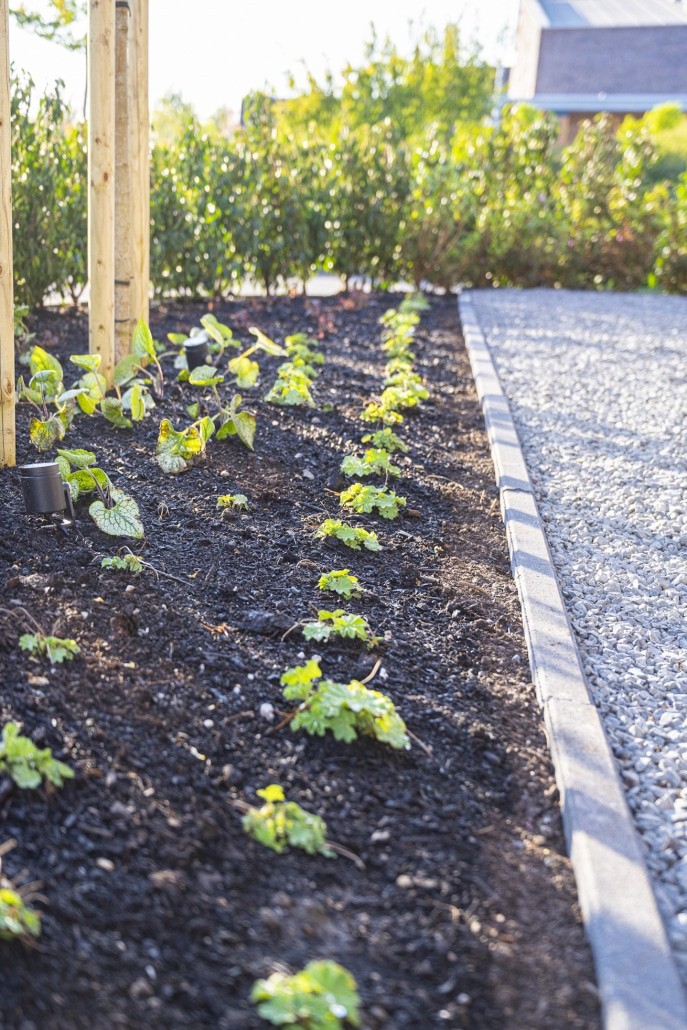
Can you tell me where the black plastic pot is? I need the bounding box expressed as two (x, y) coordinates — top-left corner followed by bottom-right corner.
(184, 333), (211, 370)
(19, 462), (74, 520)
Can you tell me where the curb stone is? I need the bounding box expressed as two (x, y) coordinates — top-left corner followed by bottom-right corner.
(458, 292), (687, 1030)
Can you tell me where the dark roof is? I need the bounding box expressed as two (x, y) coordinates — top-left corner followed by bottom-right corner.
(539, 0), (687, 27)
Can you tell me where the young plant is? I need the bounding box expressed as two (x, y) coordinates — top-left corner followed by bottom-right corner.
(0, 882), (41, 943)
(217, 493), (248, 511)
(281, 659), (410, 749)
(0, 722), (74, 789)
(156, 416), (215, 474)
(242, 784), (334, 857)
(183, 362), (257, 451)
(227, 326), (285, 389)
(399, 292), (429, 314)
(265, 363), (316, 408)
(67, 323), (162, 428)
(314, 519), (381, 552)
(101, 553), (143, 574)
(16, 348), (74, 450)
(359, 400), (404, 425)
(317, 569), (361, 599)
(0, 843), (42, 944)
(379, 379), (428, 411)
(339, 483), (406, 520)
(215, 394), (256, 450)
(56, 449), (144, 538)
(19, 633), (80, 665)
(302, 610), (376, 646)
(251, 960), (361, 1029)
(340, 449), (401, 479)
(116, 320), (165, 401)
(199, 312), (239, 357)
(284, 332), (324, 378)
(361, 427), (408, 453)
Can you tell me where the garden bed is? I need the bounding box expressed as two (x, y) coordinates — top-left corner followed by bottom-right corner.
(0, 294), (599, 1029)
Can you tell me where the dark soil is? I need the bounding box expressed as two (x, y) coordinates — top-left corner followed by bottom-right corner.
(0, 294), (600, 1029)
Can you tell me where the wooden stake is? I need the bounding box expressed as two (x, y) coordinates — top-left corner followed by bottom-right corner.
(129, 0), (149, 331)
(114, 0), (131, 361)
(88, 0), (116, 386)
(0, 0), (14, 467)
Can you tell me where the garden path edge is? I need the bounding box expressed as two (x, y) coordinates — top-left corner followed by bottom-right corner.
(458, 291), (687, 1030)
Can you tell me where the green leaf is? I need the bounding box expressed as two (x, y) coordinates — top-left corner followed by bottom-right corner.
(114, 353), (142, 387)
(101, 554), (143, 573)
(29, 369), (59, 388)
(315, 519), (382, 552)
(201, 313), (238, 347)
(167, 331), (189, 346)
(101, 396), (133, 429)
(29, 415), (65, 451)
(69, 353), (101, 374)
(68, 467), (110, 496)
(29, 345), (63, 380)
(189, 364), (224, 388)
(89, 490), (144, 539)
(248, 326), (286, 356)
(56, 448), (96, 469)
(78, 370), (108, 400)
(128, 384), (146, 422)
(228, 354), (259, 388)
(156, 418), (210, 474)
(131, 320), (156, 362)
(257, 784), (285, 803)
(77, 392), (98, 415)
(317, 569), (361, 599)
(303, 621), (333, 642)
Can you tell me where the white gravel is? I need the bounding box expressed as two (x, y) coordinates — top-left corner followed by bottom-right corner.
(467, 288), (687, 977)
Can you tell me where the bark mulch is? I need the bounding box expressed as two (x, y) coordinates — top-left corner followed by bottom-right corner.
(0, 293), (600, 1029)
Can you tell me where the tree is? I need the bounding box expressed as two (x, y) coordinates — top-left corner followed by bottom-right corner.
(11, 0), (86, 50)
(276, 23), (493, 144)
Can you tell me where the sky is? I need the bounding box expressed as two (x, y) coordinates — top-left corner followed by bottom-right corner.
(8, 0), (520, 120)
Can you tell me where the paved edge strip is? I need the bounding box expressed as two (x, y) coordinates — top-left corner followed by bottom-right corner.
(458, 292), (687, 1030)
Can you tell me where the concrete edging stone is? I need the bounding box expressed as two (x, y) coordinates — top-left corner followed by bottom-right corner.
(458, 291), (687, 1030)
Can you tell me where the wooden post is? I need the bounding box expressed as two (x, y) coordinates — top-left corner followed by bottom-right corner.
(114, 0), (131, 361)
(88, 0), (116, 385)
(129, 0), (149, 331)
(0, 0), (14, 467)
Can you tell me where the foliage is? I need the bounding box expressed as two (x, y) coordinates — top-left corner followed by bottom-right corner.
(10, 41), (687, 305)
(101, 554), (143, 574)
(340, 448), (401, 479)
(265, 363), (316, 408)
(361, 427), (408, 453)
(0, 883), (41, 942)
(281, 660), (410, 749)
(242, 784), (334, 857)
(11, 74), (87, 308)
(277, 23), (492, 143)
(0, 722), (74, 789)
(156, 416), (214, 474)
(215, 394), (256, 450)
(18, 632), (79, 665)
(302, 610), (375, 646)
(251, 959), (361, 1029)
(56, 449), (144, 538)
(339, 483), (406, 519)
(10, 1), (85, 50)
(217, 493), (248, 511)
(653, 173), (687, 291)
(317, 570), (360, 599)
(314, 519), (381, 552)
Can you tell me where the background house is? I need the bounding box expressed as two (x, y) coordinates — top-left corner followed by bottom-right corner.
(507, 0), (687, 142)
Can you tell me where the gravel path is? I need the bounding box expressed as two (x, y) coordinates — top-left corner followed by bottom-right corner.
(466, 288), (687, 980)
